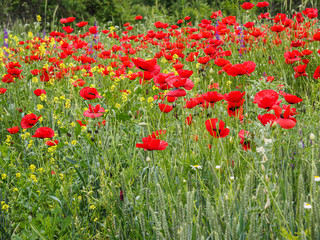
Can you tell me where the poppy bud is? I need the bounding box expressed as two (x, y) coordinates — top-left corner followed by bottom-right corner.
(310, 133), (315, 140)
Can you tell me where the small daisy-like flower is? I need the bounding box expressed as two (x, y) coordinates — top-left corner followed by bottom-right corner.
(216, 165), (221, 170)
(230, 176), (235, 180)
(256, 146), (265, 154)
(190, 165), (202, 170)
(314, 176), (320, 182)
(304, 203), (312, 209)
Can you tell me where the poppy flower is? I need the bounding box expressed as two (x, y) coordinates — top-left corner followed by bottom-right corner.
(62, 26), (74, 34)
(225, 61), (256, 76)
(256, 1), (269, 7)
(89, 26), (98, 34)
(76, 21), (88, 27)
(224, 91), (245, 104)
(33, 89), (46, 96)
(7, 126), (20, 134)
(281, 92), (303, 104)
(158, 103), (174, 113)
(166, 88), (187, 97)
(202, 91), (224, 103)
(32, 127), (55, 138)
(227, 102), (244, 120)
(177, 69), (193, 78)
(132, 58), (161, 76)
(239, 130), (252, 151)
(313, 66), (320, 79)
(205, 118), (230, 138)
(197, 56), (210, 64)
(136, 136), (168, 151)
(214, 58), (230, 67)
(272, 105), (296, 129)
(149, 130), (166, 139)
(83, 104), (105, 118)
(258, 114), (277, 126)
(72, 79), (86, 87)
(241, 2), (255, 10)
(185, 114), (193, 125)
(0, 88), (7, 94)
(76, 120), (87, 126)
(21, 114), (41, 129)
(45, 140), (59, 146)
(135, 15), (143, 20)
(79, 87), (102, 100)
(253, 90), (279, 110)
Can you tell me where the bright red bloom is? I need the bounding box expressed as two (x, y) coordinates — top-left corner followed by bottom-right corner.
(202, 91), (224, 103)
(225, 61), (256, 76)
(0, 88), (7, 94)
(7, 126), (20, 134)
(185, 114), (193, 125)
(72, 79), (86, 87)
(281, 92), (303, 104)
(205, 118), (230, 138)
(66, 17), (75, 23)
(258, 114), (277, 126)
(32, 127), (55, 138)
(60, 18), (67, 24)
(253, 90), (279, 110)
(197, 56), (210, 64)
(239, 130), (252, 151)
(62, 26), (74, 34)
(241, 2), (255, 10)
(224, 91), (245, 104)
(83, 104), (105, 118)
(166, 88), (187, 97)
(76, 21), (88, 27)
(256, 1), (269, 7)
(33, 89), (46, 96)
(149, 130), (166, 139)
(314, 66), (320, 79)
(89, 26), (98, 34)
(135, 15), (143, 20)
(272, 105), (296, 129)
(21, 114), (41, 129)
(136, 136), (168, 151)
(313, 32), (320, 41)
(79, 87), (102, 100)
(302, 8), (318, 19)
(132, 58), (161, 76)
(270, 25), (284, 32)
(158, 103), (173, 113)
(227, 103), (244, 120)
(214, 58), (230, 67)
(177, 69), (193, 78)
(45, 140), (59, 146)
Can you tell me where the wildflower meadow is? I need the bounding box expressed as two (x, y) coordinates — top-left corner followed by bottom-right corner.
(1, 1), (320, 239)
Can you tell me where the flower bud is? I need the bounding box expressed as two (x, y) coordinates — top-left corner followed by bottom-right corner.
(146, 156), (151, 162)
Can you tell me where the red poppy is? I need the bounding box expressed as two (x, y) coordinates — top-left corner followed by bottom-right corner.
(33, 89), (46, 96)
(72, 79), (86, 87)
(158, 103), (174, 113)
(32, 127), (54, 138)
(253, 90), (279, 110)
(185, 114), (193, 125)
(225, 61), (256, 76)
(76, 21), (88, 27)
(224, 91), (245, 104)
(281, 92), (303, 104)
(0, 88), (7, 94)
(79, 87), (102, 100)
(205, 118), (230, 138)
(132, 58), (161, 76)
(241, 2), (255, 10)
(214, 58), (230, 67)
(227, 103), (244, 120)
(136, 136), (168, 151)
(313, 66), (320, 79)
(62, 26), (74, 34)
(258, 114), (277, 126)
(197, 56), (210, 64)
(270, 25), (284, 32)
(83, 104), (105, 118)
(66, 17), (75, 23)
(89, 26), (98, 34)
(76, 120), (87, 126)
(21, 114), (41, 129)
(256, 1), (269, 7)
(135, 15), (143, 20)
(166, 88), (187, 97)
(239, 130), (252, 151)
(202, 91), (224, 103)
(7, 126), (20, 134)
(177, 69), (193, 78)
(272, 105), (296, 129)
(45, 140), (59, 146)
(149, 130), (166, 139)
